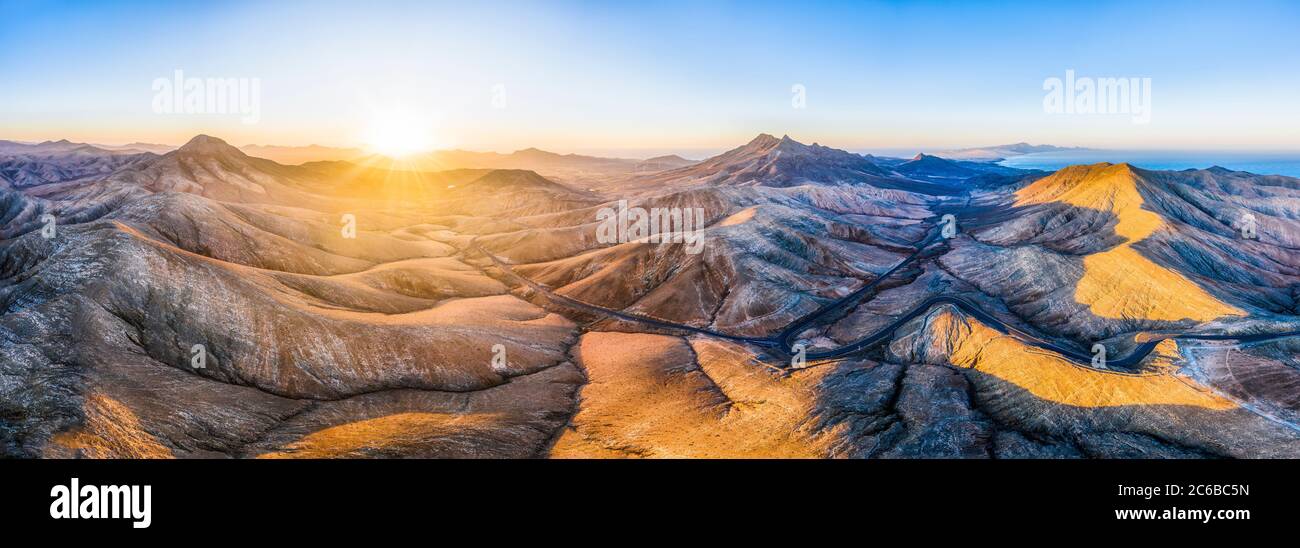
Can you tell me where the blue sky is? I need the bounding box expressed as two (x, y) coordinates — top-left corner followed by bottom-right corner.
(2, 0), (1298, 155)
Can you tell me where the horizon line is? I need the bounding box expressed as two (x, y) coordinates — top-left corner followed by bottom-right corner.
(8, 133), (1300, 161)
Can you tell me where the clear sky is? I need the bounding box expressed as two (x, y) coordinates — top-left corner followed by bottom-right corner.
(2, 0), (1298, 155)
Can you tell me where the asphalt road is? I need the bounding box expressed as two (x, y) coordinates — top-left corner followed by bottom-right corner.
(475, 217), (1300, 371)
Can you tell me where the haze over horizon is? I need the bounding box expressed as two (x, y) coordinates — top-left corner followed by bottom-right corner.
(4, 0), (1299, 155)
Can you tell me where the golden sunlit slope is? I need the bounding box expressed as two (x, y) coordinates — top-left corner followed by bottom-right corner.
(889, 305), (1300, 457)
(1014, 163), (1243, 322)
(550, 332), (957, 458)
(45, 393), (173, 459)
(893, 306), (1229, 409)
(251, 363), (585, 459)
(551, 332), (828, 458)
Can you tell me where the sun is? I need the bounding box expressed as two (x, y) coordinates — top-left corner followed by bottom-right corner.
(364, 111), (433, 158)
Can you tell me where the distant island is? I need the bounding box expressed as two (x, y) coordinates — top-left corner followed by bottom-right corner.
(930, 142), (1089, 162)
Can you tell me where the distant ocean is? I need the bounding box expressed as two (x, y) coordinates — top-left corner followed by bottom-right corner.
(998, 150), (1300, 178)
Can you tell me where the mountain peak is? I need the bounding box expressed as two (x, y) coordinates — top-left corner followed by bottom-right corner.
(1015, 162), (1145, 210)
(463, 169), (579, 194)
(773, 134), (814, 153)
(907, 153), (951, 163)
(513, 146), (566, 158)
(177, 134), (245, 156)
(645, 154), (688, 162)
(733, 133), (820, 157)
(746, 133), (781, 148)
(655, 132), (891, 188)
(182, 134), (228, 146)
(32, 139), (76, 148)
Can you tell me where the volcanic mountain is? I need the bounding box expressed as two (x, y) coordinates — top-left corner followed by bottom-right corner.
(1, 133), (1297, 459)
(634, 154), (697, 172)
(636, 133), (900, 188)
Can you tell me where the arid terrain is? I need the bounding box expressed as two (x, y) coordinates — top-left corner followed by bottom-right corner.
(2, 133), (1298, 458)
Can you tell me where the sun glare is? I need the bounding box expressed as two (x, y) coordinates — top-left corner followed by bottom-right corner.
(364, 112), (433, 158)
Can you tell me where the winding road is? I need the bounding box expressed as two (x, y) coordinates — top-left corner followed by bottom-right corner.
(475, 216), (1300, 372)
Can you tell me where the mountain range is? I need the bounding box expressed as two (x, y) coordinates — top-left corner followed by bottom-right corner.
(0, 139), (703, 190)
(1, 133), (1296, 459)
